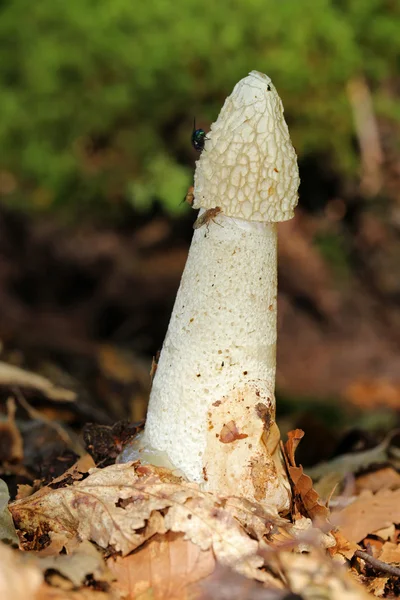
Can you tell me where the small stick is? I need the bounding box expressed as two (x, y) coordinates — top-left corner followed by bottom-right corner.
(12, 387), (83, 454)
(355, 549), (400, 578)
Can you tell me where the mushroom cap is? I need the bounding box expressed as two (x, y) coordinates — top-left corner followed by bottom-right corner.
(193, 71), (300, 222)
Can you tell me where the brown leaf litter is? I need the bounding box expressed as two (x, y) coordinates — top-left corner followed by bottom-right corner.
(282, 429), (330, 526)
(5, 428), (400, 599)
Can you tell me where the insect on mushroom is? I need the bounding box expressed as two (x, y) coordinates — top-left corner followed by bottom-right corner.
(191, 119), (208, 152)
(193, 207), (222, 231)
(180, 185), (194, 206)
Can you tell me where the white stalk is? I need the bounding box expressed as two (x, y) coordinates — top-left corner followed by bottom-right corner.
(142, 71), (300, 512)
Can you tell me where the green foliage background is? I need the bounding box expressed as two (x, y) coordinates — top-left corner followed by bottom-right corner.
(0, 0), (399, 219)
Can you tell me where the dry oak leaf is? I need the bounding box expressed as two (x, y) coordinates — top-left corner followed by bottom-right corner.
(11, 462), (284, 582)
(37, 540), (113, 589)
(329, 529), (360, 561)
(377, 541), (400, 565)
(0, 542), (42, 600)
(10, 463), (188, 555)
(275, 550), (371, 600)
(37, 585), (113, 600)
(333, 489), (400, 544)
(365, 576), (389, 598)
(198, 565), (290, 600)
(283, 429), (330, 525)
(222, 496), (285, 542)
(108, 531), (215, 600)
(164, 495), (276, 583)
(356, 467), (400, 494)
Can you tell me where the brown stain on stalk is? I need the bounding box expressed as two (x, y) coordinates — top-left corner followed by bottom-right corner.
(219, 420), (248, 443)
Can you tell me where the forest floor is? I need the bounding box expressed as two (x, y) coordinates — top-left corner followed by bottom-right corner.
(0, 200), (399, 598)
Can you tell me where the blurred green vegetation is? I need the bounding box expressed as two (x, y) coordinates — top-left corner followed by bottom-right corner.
(313, 232), (351, 283)
(0, 0), (399, 220)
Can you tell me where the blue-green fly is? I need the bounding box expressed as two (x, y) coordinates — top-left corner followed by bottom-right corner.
(191, 118), (208, 152)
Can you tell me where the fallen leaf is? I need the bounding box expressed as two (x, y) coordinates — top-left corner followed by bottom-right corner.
(222, 496), (283, 541)
(364, 537), (384, 558)
(47, 454), (95, 489)
(37, 585), (112, 599)
(37, 541), (113, 588)
(0, 542), (42, 600)
(10, 463), (173, 554)
(379, 541), (400, 564)
(373, 524), (396, 542)
(108, 531), (215, 600)
(10, 462), (284, 581)
(333, 489), (400, 543)
(0, 479), (18, 545)
(329, 529), (359, 560)
(198, 565), (288, 600)
(16, 484), (35, 500)
(345, 379), (400, 411)
(283, 430), (330, 526)
(0, 361), (76, 402)
(274, 550), (371, 600)
(366, 576), (388, 597)
(284, 516), (336, 553)
(356, 467), (400, 493)
(164, 495), (274, 582)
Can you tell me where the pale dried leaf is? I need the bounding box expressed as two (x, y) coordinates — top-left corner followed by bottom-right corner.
(275, 550), (371, 600)
(379, 541), (400, 564)
(36, 585), (113, 600)
(0, 479), (18, 545)
(108, 531), (215, 600)
(16, 484), (35, 500)
(164, 496), (276, 583)
(38, 541), (112, 588)
(366, 576), (388, 597)
(329, 529), (359, 560)
(284, 516), (335, 553)
(0, 361), (76, 402)
(198, 565), (289, 600)
(362, 536), (383, 557)
(356, 467), (400, 493)
(333, 489), (400, 543)
(10, 463), (183, 554)
(373, 524), (396, 542)
(222, 496), (284, 541)
(0, 542), (42, 600)
(11, 462), (283, 583)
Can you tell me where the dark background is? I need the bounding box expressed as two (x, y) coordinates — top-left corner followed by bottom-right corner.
(0, 0), (399, 463)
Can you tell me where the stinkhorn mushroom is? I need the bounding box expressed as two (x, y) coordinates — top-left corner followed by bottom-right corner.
(123, 71), (300, 513)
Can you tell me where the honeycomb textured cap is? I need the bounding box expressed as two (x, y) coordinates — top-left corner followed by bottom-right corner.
(193, 71), (300, 222)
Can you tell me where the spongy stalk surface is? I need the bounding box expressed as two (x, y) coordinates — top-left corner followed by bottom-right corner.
(144, 216), (277, 482)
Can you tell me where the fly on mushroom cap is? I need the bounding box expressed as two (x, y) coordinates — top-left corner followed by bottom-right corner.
(193, 70), (300, 222)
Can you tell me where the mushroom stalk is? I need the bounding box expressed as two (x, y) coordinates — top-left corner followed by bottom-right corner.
(142, 71), (299, 513)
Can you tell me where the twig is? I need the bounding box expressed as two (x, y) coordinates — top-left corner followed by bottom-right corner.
(347, 75), (383, 196)
(12, 386), (84, 455)
(355, 549), (400, 578)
